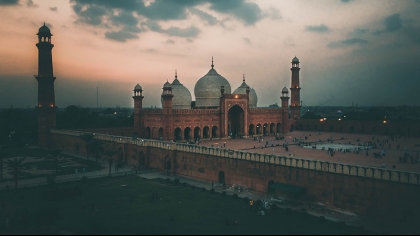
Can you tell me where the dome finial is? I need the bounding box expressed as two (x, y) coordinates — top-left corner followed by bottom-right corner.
(211, 56), (214, 68)
(175, 69), (177, 79)
(243, 74), (245, 82)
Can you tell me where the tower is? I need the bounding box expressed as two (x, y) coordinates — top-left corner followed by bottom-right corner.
(35, 23), (57, 147)
(290, 56), (301, 120)
(280, 87), (290, 134)
(132, 84), (144, 128)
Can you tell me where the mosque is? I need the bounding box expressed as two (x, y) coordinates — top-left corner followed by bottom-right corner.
(34, 23), (302, 145)
(132, 57), (302, 141)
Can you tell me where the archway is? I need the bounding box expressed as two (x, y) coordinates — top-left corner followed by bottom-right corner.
(330, 125), (334, 132)
(256, 123), (262, 134)
(184, 127), (192, 141)
(313, 124), (317, 131)
(249, 124), (255, 136)
(203, 126), (210, 138)
(194, 127), (201, 140)
(306, 124), (310, 130)
(174, 128), (182, 141)
(276, 123), (281, 134)
(291, 124), (294, 131)
(158, 127), (163, 140)
(270, 123), (275, 135)
(268, 180), (275, 193)
(164, 155), (171, 171)
(212, 126), (218, 138)
(146, 127), (151, 139)
(228, 105), (244, 138)
(299, 124), (303, 130)
(218, 171), (225, 183)
(263, 123), (268, 135)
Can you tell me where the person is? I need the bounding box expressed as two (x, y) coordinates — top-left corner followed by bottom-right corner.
(211, 181), (214, 189)
(249, 200), (254, 210)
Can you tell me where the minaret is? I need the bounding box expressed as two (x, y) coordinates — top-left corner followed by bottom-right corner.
(280, 87), (290, 134)
(161, 80), (174, 109)
(132, 84), (144, 128)
(35, 23), (57, 147)
(290, 56), (301, 120)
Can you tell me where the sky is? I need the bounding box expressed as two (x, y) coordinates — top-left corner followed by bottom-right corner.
(0, 0), (419, 109)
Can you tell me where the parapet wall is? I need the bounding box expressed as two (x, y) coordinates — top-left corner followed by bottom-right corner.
(51, 129), (420, 185)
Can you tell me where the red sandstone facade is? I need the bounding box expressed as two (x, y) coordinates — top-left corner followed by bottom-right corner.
(132, 59), (302, 141)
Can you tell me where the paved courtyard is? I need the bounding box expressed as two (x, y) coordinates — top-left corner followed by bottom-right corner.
(200, 130), (420, 173)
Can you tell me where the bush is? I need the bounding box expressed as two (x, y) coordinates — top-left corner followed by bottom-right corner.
(222, 191), (226, 197)
(210, 188), (215, 194)
(270, 204), (278, 211)
(191, 186), (196, 190)
(255, 200), (262, 207)
(80, 176), (88, 184)
(183, 182), (187, 187)
(301, 211), (308, 219)
(319, 216), (325, 224)
(166, 178), (170, 183)
(243, 197), (249, 203)
(202, 187), (206, 192)
(285, 208), (292, 215)
(174, 179), (180, 184)
(233, 194), (238, 200)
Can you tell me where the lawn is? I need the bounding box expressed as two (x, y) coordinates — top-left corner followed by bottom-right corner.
(0, 176), (373, 235)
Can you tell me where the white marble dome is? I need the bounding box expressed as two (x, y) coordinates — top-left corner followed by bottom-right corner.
(232, 78), (258, 108)
(194, 62), (231, 107)
(170, 77), (192, 109)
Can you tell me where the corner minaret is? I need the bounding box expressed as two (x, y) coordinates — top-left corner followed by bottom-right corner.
(290, 56), (301, 120)
(35, 23), (57, 147)
(161, 81), (174, 109)
(133, 84), (144, 128)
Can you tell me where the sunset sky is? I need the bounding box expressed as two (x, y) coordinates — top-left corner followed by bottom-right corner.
(1, 0), (419, 109)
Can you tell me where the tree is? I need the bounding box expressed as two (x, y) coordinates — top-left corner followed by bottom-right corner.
(0, 147), (11, 180)
(88, 139), (104, 163)
(102, 149), (119, 177)
(49, 149), (61, 174)
(5, 157), (26, 189)
(79, 133), (94, 160)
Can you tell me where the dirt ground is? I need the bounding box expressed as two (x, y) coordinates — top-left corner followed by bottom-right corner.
(200, 131), (420, 173)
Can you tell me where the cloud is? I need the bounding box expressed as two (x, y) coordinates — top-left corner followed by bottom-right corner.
(353, 28), (368, 34)
(208, 0), (262, 25)
(263, 7), (281, 20)
(104, 30), (138, 42)
(243, 37), (251, 45)
(49, 7), (57, 12)
(373, 13), (402, 35)
(327, 37), (368, 48)
(305, 24), (329, 33)
(0, 0), (18, 6)
(142, 20), (200, 38)
(165, 39), (175, 44)
(341, 0), (353, 2)
(27, 0), (38, 7)
(189, 8), (218, 25)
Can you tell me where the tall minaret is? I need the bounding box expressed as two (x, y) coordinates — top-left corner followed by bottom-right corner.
(132, 84), (144, 128)
(290, 56), (301, 120)
(35, 23), (57, 147)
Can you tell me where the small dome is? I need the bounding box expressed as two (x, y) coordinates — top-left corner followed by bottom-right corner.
(194, 59), (231, 107)
(170, 77), (192, 109)
(233, 77), (258, 108)
(163, 81), (172, 88)
(134, 84), (142, 91)
(292, 56), (299, 63)
(282, 87), (289, 93)
(38, 23), (51, 35)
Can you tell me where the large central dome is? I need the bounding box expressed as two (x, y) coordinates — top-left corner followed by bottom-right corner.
(194, 59), (231, 107)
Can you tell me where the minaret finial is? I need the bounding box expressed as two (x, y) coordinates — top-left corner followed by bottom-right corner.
(211, 56), (214, 68)
(175, 69), (177, 79)
(243, 74), (245, 82)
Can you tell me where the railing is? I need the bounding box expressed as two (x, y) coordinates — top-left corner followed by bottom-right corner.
(51, 129), (420, 185)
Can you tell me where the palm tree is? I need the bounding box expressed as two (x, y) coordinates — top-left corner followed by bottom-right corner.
(5, 157), (26, 189)
(49, 149), (61, 174)
(79, 133), (94, 160)
(88, 139), (104, 163)
(0, 147), (11, 180)
(102, 149), (118, 177)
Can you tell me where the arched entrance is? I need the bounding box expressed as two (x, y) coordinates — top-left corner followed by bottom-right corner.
(184, 127), (192, 140)
(270, 123), (275, 135)
(146, 127), (151, 139)
(218, 171), (225, 184)
(158, 128), (163, 140)
(263, 123), (268, 135)
(228, 105), (244, 138)
(291, 124), (294, 131)
(249, 124), (255, 136)
(268, 180), (275, 193)
(212, 126), (218, 138)
(276, 123), (281, 134)
(194, 127), (201, 140)
(174, 128), (182, 141)
(203, 126), (210, 138)
(256, 124), (262, 134)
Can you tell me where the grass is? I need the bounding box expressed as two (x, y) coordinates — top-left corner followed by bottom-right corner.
(0, 176), (374, 235)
